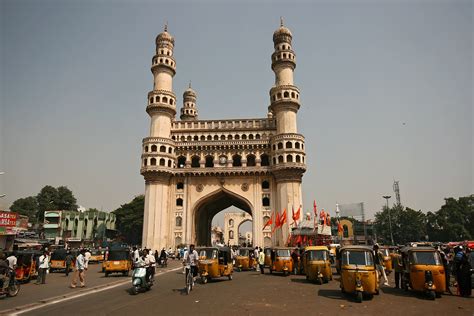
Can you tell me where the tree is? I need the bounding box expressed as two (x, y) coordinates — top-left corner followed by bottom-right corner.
(113, 195), (144, 245)
(374, 204), (427, 245)
(426, 195), (473, 242)
(36, 185), (78, 222)
(9, 196), (39, 223)
(57, 186), (78, 211)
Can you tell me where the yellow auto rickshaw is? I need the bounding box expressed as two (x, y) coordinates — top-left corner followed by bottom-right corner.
(14, 250), (41, 282)
(303, 246), (333, 284)
(380, 246), (393, 273)
(339, 246), (379, 303)
(400, 247), (445, 300)
(49, 249), (68, 272)
(197, 246), (233, 283)
(103, 248), (132, 277)
(269, 247), (293, 276)
(89, 249), (104, 263)
(263, 247), (272, 268)
(235, 247), (255, 272)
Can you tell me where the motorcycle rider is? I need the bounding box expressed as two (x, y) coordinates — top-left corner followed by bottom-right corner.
(0, 253), (11, 293)
(145, 249), (156, 283)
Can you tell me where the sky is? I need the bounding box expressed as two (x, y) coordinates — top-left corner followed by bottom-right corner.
(1, 0), (472, 226)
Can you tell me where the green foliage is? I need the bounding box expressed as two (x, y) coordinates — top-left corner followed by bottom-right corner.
(9, 196), (38, 222)
(113, 195), (144, 245)
(57, 186), (78, 211)
(374, 204), (426, 245)
(426, 195), (473, 242)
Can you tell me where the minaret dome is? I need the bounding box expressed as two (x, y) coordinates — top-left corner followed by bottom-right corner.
(180, 82), (198, 121)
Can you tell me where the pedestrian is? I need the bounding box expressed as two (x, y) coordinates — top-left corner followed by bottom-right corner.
(373, 244), (389, 286)
(70, 249), (86, 288)
(454, 246), (472, 297)
(291, 248), (299, 275)
(437, 246), (453, 294)
(36, 251), (49, 285)
(84, 249), (91, 271)
(392, 248), (403, 289)
(183, 244), (199, 286)
(258, 248), (265, 274)
(254, 247), (260, 271)
(65, 251), (74, 277)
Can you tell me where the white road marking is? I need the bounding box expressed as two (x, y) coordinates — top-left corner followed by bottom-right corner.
(6, 267), (182, 316)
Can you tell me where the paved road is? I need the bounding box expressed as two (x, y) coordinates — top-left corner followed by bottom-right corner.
(0, 259), (182, 313)
(8, 266), (473, 316)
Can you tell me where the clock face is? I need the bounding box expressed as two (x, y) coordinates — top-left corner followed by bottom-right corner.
(219, 156), (227, 165)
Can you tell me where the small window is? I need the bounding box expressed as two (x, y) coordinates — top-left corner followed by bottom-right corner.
(194, 136), (199, 141)
(296, 155), (301, 163)
(159, 158), (166, 166)
(249, 134), (254, 140)
(277, 143), (283, 150)
(284, 91), (289, 98)
(232, 154), (242, 167)
(229, 230), (234, 239)
(207, 135), (212, 141)
(262, 180), (270, 190)
(160, 145), (166, 152)
(205, 155), (214, 168)
(228, 135), (233, 140)
(167, 160), (172, 167)
(176, 216), (182, 227)
(177, 182), (184, 190)
(287, 155), (293, 163)
(262, 197), (270, 207)
(168, 147), (173, 154)
(241, 134), (247, 140)
(229, 219), (234, 227)
(143, 158), (147, 166)
(151, 145), (157, 152)
(235, 135), (240, 140)
(247, 155), (256, 167)
(220, 135), (226, 140)
(214, 135), (219, 141)
(144, 146), (149, 152)
(260, 154), (270, 166)
(176, 198), (183, 207)
(177, 156), (186, 168)
(286, 141), (292, 149)
(150, 158), (157, 165)
(295, 142), (300, 149)
(191, 156), (200, 168)
(278, 156), (283, 163)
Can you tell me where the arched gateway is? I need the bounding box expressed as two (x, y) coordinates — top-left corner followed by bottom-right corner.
(140, 21), (306, 250)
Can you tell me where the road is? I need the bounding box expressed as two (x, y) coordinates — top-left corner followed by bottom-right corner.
(3, 263), (472, 316)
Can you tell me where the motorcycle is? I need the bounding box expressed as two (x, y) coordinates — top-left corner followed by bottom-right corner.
(0, 271), (21, 298)
(130, 264), (153, 295)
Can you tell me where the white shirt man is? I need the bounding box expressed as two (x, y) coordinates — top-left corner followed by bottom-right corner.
(146, 252), (156, 268)
(6, 254), (17, 270)
(183, 245), (199, 285)
(84, 250), (91, 269)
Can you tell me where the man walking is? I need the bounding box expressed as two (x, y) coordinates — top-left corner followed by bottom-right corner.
(70, 249), (86, 288)
(392, 248), (403, 288)
(373, 244), (389, 286)
(254, 247), (260, 271)
(65, 251), (74, 277)
(36, 251), (49, 285)
(258, 248), (265, 274)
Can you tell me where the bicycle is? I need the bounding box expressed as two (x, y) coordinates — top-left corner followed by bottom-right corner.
(185, 264), (193, 295)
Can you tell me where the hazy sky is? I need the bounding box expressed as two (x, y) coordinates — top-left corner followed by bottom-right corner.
(1, 1), (472, 225)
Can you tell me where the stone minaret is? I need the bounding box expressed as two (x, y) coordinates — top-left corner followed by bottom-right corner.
(269, 19), (306, 245)
(141, 24), (177, 250)
(180, 83), (198, 121)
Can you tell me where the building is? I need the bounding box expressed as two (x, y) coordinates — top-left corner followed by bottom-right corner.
(141, 20), (306, 251)
(43, 210), (116, 245)
(0, 211), (28, 251)
(224, 212), (253, 246)
(210, 225), (223, 246)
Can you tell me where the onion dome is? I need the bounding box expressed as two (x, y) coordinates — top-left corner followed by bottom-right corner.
(273, 17), (292, 44)
(155, 23), (175, 45)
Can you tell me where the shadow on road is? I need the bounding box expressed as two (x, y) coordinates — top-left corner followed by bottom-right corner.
(381, 286), (440, 301)
(290, 278), (310, 284)
(318, 289), (358, 303)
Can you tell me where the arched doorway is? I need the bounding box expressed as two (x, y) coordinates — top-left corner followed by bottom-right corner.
(193, 189), (253, 246)
(238, 219), (253, 247)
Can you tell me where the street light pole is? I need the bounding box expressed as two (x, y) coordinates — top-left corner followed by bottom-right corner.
(382, 195), (394, 245)
(0, 171), (4, 199)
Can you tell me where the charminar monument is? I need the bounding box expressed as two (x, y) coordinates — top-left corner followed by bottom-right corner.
(140, 20), (306, 250)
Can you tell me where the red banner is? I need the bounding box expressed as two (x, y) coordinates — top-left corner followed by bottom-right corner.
(0, 212), (18, 227)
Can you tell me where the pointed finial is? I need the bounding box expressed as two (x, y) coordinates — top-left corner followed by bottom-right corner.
(280, 16), (284, 27)
(164, 21), (168, 32)
(189, 81), (192, 89)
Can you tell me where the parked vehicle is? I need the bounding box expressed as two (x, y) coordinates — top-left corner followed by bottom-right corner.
(303, 246), (332, 284)
(49, 249), (69, 272)
(197, 247), (233, 283)
(269, 247), (293, 276)
(235, 247), (255, 272)
(339, 245), (379, 303)
(103, 248), (132, 277)
(14, 250), (41, 283)
(400, 247), (445, 300)
(88, 249), (104, 263)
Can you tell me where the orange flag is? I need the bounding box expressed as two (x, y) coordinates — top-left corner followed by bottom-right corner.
(272, 211), (281, 233)
(263, 213), (273, 230)
(279, 209), (287, 227)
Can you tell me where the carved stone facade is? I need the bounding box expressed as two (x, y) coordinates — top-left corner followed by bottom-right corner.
(141, 21), (306, 250)
(224, 212), (252, 246)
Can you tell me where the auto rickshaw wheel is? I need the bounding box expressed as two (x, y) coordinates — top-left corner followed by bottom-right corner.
(122, 271), (128, 277)
(228, 274), (232, 280)
(105, 272), (109, 277)
(269, 268), (272, 274)
(201, 276), (208, 284)
(435, 292), (441, 298)
(375, 288), (380, 295)
(131, 286), (139, 295)
(355, 291), (363, 303)
(427, 290), (436, 300)
(317, 277), (323, 285)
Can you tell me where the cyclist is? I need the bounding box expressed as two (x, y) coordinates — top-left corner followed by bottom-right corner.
(182, 244), (199, 286)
